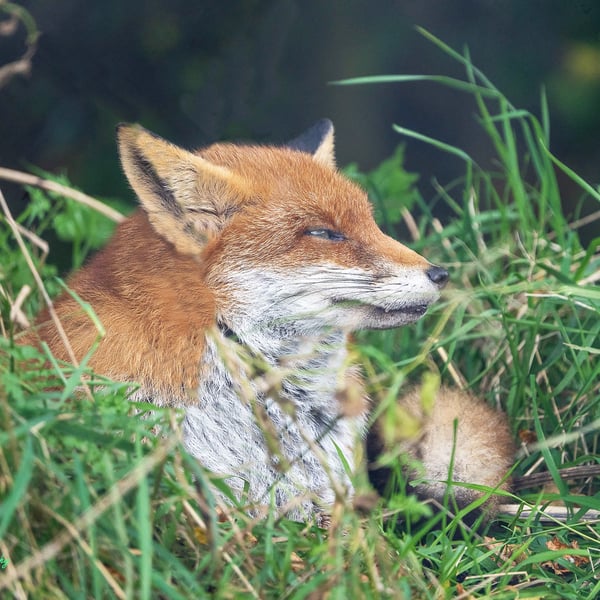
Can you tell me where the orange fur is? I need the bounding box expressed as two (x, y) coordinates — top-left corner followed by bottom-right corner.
(32, 211), (214, 404)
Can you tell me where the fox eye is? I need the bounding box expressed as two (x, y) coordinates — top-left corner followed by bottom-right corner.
(305, 228), (346, 241)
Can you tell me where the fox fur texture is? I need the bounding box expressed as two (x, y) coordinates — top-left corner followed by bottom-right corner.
(28, 120), (512, 521)
(367, 386), (515, 521)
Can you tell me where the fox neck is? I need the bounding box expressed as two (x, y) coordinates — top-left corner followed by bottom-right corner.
(212, 321), (349, 410)
(183, 325), (360, 514)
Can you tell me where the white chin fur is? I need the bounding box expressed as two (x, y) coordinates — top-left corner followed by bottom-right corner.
(219, 264), (440, 336)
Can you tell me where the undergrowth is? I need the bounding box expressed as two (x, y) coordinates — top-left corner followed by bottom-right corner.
(1, 31), (599, 599)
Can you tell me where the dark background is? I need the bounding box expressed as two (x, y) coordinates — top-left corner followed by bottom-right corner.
(1, 0), (600, 235)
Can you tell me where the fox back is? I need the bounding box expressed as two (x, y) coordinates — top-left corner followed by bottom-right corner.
(32, 120), (448, 519)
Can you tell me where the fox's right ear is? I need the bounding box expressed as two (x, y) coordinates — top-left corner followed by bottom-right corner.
(117, 124), (241, 255)
(286, 119), (336, 169)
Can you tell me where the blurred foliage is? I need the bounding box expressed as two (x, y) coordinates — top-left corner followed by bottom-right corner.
(2, 0), (600, 214)
(24, 171), (123, 268)
(344, 144), (419, 233)
(0, 170), (121, 324)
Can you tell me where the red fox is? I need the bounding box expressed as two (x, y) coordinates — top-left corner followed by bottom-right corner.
(29, 120), (511, 520)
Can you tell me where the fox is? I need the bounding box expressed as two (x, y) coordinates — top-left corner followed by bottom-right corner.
(27, 119), (511, 521)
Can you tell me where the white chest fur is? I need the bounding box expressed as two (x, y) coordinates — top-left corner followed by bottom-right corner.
(182, 331), (365, 520)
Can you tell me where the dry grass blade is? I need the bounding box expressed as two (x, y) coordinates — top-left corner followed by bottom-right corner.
(13, 221), (49, 255)
(0, 167), (125, 223)
(8, 284), (31, 328)
(39, 505), (127, 600)
(0, 187), (92, 398)
(0, 435), (178, 592)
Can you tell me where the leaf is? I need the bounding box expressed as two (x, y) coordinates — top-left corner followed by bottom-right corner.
(193, 526), (208, 545)
(344, 144), (419, 228)
(541, 537), (590, 574)
(483, 535), (527, 567)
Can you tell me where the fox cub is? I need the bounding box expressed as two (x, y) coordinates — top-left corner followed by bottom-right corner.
(31, 120), (512, 520)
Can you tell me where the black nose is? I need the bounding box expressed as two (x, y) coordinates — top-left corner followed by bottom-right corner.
(426, 265), (449, 288)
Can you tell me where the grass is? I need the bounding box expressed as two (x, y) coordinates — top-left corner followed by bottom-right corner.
(1, 31), (599, 598)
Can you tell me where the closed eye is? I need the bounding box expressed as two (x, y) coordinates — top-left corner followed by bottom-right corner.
(305, 228), (346, 241)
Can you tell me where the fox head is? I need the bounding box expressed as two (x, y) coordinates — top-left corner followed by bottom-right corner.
(117, 121), (448, 344)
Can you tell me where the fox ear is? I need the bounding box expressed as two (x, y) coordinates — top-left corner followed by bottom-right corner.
(286, 119), (336, 169)
(117, 124), (239, 255)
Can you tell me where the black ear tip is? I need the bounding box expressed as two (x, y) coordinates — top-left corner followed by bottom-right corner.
(286, 119), (334, 155)
(307, 118), (334, 139)
(314, 118), (334, 131)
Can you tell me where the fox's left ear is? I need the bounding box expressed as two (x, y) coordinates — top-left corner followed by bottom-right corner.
(286, 119), (335, 169)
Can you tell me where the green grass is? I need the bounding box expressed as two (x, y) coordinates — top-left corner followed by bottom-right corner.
(1, 31), (599, 598)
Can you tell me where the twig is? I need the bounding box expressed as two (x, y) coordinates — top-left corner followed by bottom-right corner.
(0, 167), (125, 223)
(512, 464), (600, 491)
(498, 503), (600, 523)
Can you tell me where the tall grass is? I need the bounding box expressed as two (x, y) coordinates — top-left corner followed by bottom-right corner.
(1, 31), (599, 598)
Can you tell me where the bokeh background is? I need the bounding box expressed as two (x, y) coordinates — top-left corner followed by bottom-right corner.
(1, 0), (599, 240)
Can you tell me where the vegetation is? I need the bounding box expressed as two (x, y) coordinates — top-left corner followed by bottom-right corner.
(1, 32), (599, 599)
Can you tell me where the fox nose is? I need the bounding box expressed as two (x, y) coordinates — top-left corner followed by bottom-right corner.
(426, 265), (449, 288)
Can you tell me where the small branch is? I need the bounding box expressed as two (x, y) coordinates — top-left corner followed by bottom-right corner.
(498, 503), (600, 522)
(512, 464), (600, 491)
(0, 3), (38, 90)
(0, 167), (125, 223)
